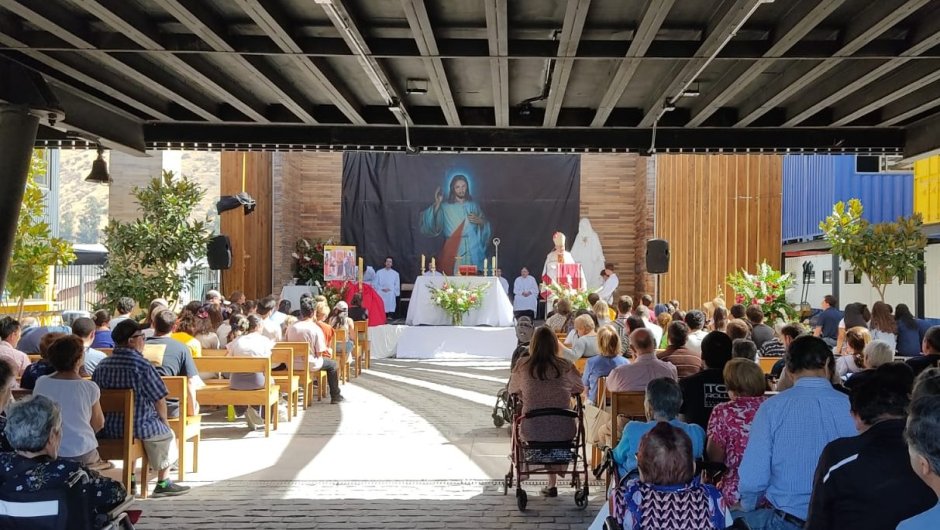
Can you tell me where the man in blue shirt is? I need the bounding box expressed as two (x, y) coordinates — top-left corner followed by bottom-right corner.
(93, 320), (190, 498)
(812, 295), (842, 348)
(737, 335), (856, 530)
(900, 394), (940, 529)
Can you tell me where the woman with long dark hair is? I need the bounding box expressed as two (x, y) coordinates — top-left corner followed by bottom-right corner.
(895, 304), (925, 357)
(868, 301), (897, 352)
(507, 326), (584, 497)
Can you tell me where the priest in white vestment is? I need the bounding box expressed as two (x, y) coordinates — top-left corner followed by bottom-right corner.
(513, 267), (539, 318)
(374, 257), (401, 317)
(570, 218), (606, 290)
(596, 263), (619, 304)
(541, 232), (585, 289)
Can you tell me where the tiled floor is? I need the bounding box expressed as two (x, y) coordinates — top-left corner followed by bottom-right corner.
(130, 358), (604, 529)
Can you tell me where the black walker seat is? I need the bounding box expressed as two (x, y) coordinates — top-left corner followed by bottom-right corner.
(503, 393), (590, 512)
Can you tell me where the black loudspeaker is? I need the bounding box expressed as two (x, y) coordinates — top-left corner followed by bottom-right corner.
(207, 235), (232, 270)
(646, 239), (670, 274)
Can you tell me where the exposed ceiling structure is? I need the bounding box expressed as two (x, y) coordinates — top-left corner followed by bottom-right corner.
(0, 0), (938, 157)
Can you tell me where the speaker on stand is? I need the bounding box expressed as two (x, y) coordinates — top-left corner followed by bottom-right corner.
(646, 239), (669, 303)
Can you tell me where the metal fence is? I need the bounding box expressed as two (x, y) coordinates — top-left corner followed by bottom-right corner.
(54, 264), (220, 311)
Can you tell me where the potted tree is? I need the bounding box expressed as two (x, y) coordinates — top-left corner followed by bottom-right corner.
(96, 171), (212, 311)
(820, 198), (927, 302)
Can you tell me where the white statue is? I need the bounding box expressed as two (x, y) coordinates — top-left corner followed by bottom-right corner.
(570, 218), (606, 290)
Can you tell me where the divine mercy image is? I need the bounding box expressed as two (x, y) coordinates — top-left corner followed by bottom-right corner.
(420, 173), (492, 274)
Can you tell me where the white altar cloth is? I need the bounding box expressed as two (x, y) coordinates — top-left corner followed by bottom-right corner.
(279, 285), (320, 312)
(396, 326), (516, 359)
(405, 276), (514, 327)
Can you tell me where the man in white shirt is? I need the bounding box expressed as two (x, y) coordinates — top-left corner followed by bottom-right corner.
(374, 256), (401, 318)
(513, 267), (539, 319)
(285, 297), (342, 404)
(496, 268), (509, 295)
(596, 262), (619, 305)
(684, 310), (708, 355)
(636, 305), (663, 347)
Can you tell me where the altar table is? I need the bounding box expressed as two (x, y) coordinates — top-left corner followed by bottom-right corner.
(405, 276), (514, 327)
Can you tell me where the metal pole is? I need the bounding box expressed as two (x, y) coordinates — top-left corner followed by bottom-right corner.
(0, 106), (41, 292)
(79, 265), (85, 311)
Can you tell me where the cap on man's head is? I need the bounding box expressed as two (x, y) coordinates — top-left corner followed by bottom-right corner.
(335, 300), (349, 311)
(112, 319), (142, 344)
(205, 290), (222, 301)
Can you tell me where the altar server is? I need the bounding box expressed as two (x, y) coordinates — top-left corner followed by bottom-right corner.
(374, 257), (401, 318)
(513, 267), (539, 319)
(597, 263), (619, 305)
(497, 268), (509, 294)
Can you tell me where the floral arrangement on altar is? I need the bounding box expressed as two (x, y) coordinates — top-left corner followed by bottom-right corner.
(541, 276), (592, 311)
(428, 281), (488, 326)
(291, 237), (334, 286)
(726, 260), (797, 322)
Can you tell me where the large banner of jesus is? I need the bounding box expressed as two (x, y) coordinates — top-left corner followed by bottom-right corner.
(341, 153), (580, 284)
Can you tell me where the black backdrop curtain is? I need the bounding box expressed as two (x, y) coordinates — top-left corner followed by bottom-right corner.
(341, 152), (580, 285)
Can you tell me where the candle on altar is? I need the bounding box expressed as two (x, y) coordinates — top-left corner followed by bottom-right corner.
(421, 254), (426, 272)
(492, 256), (497, 275)
(431, 257), (436, 271)
(483, 260), (488, 276)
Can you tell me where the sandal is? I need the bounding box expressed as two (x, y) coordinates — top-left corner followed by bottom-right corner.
(539, 486), (558, 497)
(88, 460), (114, 471)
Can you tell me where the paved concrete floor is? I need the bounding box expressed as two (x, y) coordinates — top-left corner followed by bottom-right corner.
(130, 358), (604, 529)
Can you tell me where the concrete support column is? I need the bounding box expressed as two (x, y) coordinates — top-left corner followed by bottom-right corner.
(0, 105), (40, 291)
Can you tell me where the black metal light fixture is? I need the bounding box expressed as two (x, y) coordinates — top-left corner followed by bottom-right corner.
(85, 144), (110, 184)
(216, 192), (256, 215)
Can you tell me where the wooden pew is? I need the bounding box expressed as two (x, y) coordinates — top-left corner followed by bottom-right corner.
(192, 357), (280, 437)
(354, 320), (370, 371)
(609, 390), (646, 448)
(275, 341), (327, 406)
(574, 357), (588, 375)
(334, 328), (354, 384)
(27, 354), (41, 364)
(161, 376), (200, 482)
(97, 389), (150, 498)
(759, 356), (782, 374)
(271, 348), (298, 420)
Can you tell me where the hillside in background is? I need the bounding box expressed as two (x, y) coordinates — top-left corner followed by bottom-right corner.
(58, 150), (109, 244)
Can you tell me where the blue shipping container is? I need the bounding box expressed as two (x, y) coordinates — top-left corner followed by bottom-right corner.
(782, 155), (913, 242)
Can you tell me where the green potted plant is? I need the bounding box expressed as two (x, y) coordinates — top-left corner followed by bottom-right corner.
(96, 171), (212, 311)
(820, 198), (927, 302)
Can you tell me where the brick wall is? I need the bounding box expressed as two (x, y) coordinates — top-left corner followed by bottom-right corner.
(271, 152), (343, 289)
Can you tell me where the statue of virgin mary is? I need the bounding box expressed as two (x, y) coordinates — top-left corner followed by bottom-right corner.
(570, 218), (606, 290)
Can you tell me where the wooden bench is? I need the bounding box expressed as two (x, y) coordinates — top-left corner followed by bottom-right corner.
(609, 390), (646, 448)
(271, 347), (298, 420)
(97, 389), (150, 498)
(27, 354), (41, 363)
(759, 356), (782, 374)
(275, 341), (327, 406)
(192, 357), (280, 437)
(574, 357), (588, 374)
(354, 320), (370, 371)
(334, 328), (357, 384)
(161, 376), (200, 482)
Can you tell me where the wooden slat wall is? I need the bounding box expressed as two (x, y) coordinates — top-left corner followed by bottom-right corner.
(220, 151), (273, 299)
(580, 154), (653, 299)
(655, 154), (782, 309)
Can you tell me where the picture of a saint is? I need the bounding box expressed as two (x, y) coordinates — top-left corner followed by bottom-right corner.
(420, 174), (492, 274)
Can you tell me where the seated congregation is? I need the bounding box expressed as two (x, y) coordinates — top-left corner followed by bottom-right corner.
(0, 288), (368, 512)
(508, 293), (940, 530)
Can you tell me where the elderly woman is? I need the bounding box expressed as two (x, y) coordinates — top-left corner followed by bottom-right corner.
(843, 340), (897, 390)
(582, 325), (629, 402)
(508, 326), (584, 497)
(32, 335), (106, 467)
(607, 423), (733, 529)
(0, 395), (126, 520)
(612, 377), (706, 479)
(561, 314), (600, 362)
(707, 358), (768, 507)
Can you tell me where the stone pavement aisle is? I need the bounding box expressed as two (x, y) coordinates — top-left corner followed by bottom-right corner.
(132, 359), (603, 529)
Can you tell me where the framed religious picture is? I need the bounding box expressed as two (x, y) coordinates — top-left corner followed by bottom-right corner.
(323, 245), (358, 282)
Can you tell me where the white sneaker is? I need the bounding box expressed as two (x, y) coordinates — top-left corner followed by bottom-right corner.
(245, 407), (264, 430)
